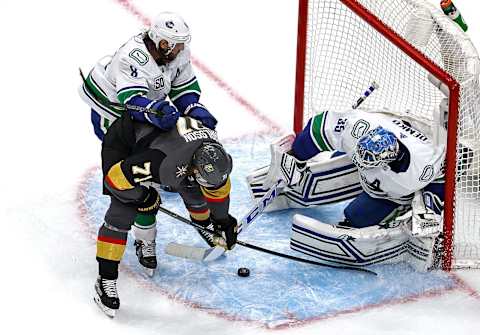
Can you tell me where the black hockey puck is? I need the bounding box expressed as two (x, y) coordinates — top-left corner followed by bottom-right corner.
(237, 267), (250, 277)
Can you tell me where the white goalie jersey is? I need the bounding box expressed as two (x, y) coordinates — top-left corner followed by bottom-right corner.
(300, 109), (446, 204)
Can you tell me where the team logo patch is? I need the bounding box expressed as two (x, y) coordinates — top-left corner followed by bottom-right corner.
(128, 48), (149, 66)
(154, 75), (165, 90)
(176, 165), (188, 178)
(166, 21), (175, 29)
(419, 165), (434, 182)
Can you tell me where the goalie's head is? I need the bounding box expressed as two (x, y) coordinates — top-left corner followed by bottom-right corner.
(352, 126), (399, 170)
(148, 12), (191, 60)
(192, 143), (233, 188)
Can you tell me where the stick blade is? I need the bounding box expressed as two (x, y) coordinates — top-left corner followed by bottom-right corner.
(165, 243), (225, 262)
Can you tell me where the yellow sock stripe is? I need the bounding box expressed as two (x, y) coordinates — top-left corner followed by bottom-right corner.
(96, 240), (127, 261)
(200, 178), (231, 201)
(189, 209), (211, 221)
(106, 161), (134, 190)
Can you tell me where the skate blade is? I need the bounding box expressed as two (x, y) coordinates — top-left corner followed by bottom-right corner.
(144, 267), (155, 277)
(94, 295), (116, 318)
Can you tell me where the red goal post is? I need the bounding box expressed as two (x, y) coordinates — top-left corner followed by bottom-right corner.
(294, 0), (480, 270)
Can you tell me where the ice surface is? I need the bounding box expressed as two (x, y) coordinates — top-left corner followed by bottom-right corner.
(79, 136), (458, 328)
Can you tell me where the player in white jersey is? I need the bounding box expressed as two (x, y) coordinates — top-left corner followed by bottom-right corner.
(251, 109), (447, 270)
(79, 12), (217, 140)
(283, 109), (445, 228)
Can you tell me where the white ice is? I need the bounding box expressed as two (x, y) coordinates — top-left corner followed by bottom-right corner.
(1, 0), (479, 334)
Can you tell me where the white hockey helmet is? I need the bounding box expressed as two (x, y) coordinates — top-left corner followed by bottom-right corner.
(148, 12), (191, 55)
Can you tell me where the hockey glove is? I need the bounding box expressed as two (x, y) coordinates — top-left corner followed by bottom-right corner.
(184, 103), (218, 130)
(212, 215), (238, 250)
(137, 187), (162, 216)
(280, 150), (308, 187)
(148, 101), (180, 130)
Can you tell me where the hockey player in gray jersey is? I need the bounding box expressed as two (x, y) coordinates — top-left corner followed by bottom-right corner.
(79, 12), (217, 140)
(94, 115), (237, 317)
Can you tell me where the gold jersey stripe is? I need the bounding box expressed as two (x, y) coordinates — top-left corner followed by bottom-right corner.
(96, 241), (126, 261)
(201, 178), (231, 200)
(107, 162), (133, 190)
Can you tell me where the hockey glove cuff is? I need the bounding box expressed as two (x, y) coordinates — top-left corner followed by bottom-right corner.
(184, 103), (218, 130)
(137, 187), (162, 216)
(212, 215), (238, 250)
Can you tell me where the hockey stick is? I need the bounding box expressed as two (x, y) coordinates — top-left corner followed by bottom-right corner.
(163, 178), (284, 261)
(79, 68), (164, 116)
(352, 81), (379, 109)
(158, 206), (377, 275)
(238, 178), (285, 234)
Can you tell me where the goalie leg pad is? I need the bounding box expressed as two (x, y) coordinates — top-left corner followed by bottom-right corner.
(291, 214), (409, 267)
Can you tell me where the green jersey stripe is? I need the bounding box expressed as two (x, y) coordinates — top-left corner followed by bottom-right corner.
(117, 88), (148, 105)
(85, 75), (124, 117)
(169, 80), (201, 101)
(310, 112), (333, 151)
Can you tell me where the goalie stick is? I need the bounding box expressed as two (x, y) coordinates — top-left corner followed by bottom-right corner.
(352, 81), (379, 109)
(158, 206), (377, 275)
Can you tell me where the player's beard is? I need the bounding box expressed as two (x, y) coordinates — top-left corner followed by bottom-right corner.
(143, 34), (169, 66)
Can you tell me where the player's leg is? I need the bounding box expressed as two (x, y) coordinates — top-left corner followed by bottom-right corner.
(178, 183), (215, 246)
(132, 213), (158, 276)
(94, 197), (137, 317)
(342, 192), (405, 228)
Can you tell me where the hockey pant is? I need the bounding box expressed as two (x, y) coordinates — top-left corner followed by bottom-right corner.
(344, 182), (444, 228)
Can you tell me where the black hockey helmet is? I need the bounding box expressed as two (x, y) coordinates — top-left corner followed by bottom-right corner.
(192, 143), (232, 188)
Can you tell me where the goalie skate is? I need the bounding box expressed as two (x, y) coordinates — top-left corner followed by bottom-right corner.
(94, 276), (120, 318)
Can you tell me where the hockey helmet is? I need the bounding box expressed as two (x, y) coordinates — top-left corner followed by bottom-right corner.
(192, 143), (233, 188)
(352, 126), (399, 170)
(148, 12), (191, 55)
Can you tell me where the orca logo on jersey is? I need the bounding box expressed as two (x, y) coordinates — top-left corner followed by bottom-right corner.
(419, 165), (434, 182)
(129, 49), (149, 66)
(392, 120), (428, 142)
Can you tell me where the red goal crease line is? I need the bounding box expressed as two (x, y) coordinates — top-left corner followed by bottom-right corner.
(113, 0), (283, 134)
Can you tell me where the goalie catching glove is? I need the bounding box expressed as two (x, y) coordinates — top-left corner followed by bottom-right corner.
(395, 190), (443, 237)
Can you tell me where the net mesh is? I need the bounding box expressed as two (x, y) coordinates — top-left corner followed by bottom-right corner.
(301, 0), (480, 268)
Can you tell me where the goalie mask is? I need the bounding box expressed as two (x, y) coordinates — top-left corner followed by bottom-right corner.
(148, 12), (191, 55)
(352, 126), (399, 170)
(192, 143), (233, 188)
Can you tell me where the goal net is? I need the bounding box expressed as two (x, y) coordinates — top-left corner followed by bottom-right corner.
(294, 0), (480, 269)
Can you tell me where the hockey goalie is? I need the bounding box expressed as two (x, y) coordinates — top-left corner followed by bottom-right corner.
(248, 108), (446, 271)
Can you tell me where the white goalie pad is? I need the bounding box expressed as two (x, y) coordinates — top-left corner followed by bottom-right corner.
(247, 135), (362, 212)
(291, 214), (440, 271)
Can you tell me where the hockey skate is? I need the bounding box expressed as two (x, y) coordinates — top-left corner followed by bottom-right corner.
(134, 239), (157, 277)
(94, 276), (120, 318)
